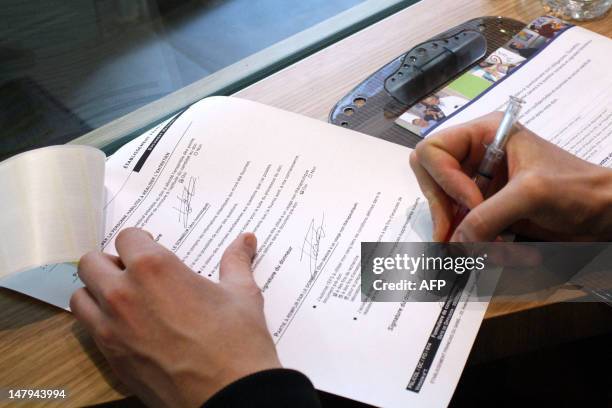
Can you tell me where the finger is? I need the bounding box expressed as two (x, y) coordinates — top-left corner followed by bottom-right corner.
(219, 233), (259, 292)
(77, 251), (123, 303)
(70, 287), (106, 334)
(103, 253), (124, 269)
(427, 112), (502, 168)
(114, 227), (171, 268)
(418, 113), (503, 209)
(451, 182), (533, 242)
(410, 150), (453, 241)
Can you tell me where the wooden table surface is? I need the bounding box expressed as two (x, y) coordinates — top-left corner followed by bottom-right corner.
(1, 0), (611, 406)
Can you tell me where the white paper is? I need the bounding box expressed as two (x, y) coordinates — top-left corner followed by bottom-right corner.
(99, 97), (490, 407)
(0, 146), (105, 281)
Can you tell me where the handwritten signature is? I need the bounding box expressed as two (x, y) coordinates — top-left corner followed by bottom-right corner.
(300, 213), (326, 277)
(173, 176), (197, 228)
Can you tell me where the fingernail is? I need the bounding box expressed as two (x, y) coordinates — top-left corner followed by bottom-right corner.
(243, 233), (257, 252)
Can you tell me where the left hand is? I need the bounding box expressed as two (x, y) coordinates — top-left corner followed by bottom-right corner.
(70, 228), (280, 408)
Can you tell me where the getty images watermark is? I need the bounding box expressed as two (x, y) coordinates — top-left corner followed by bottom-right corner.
(361, 242), (492, 302)
(370, 251), (487, 291)
(360, 242), (612, 303)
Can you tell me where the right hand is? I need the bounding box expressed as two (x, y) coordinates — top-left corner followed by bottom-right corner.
(409, 112), (612, 242)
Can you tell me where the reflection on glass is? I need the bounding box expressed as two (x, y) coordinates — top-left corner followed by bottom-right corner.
(0, 0), (368, 160)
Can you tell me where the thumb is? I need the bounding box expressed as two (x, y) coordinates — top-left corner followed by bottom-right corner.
(219, 233), (259, 292)
(451, 182), (532, 242)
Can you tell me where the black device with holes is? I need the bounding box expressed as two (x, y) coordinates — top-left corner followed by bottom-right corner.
(328, 16), (525, 149)
(385, 30), (486, 106)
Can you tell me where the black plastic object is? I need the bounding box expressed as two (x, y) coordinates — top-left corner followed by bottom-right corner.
(329, 16), (526, 149)
(384, 30), (486, 105)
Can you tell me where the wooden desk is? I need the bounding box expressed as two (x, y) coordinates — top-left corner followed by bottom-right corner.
(1, 0), (611, 406)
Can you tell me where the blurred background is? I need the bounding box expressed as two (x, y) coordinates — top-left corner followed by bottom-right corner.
(0, 0), (413, 160)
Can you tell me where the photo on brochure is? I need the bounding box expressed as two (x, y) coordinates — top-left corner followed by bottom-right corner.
(395, 15), (571, 138)
(471, 48), (525, 83)
(395, 90), (470, 136)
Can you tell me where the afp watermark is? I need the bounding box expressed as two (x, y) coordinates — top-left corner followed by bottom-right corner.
(361, 242), (612, 303)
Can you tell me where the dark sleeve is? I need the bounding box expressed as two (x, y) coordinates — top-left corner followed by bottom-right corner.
(202, 369), (321, 408)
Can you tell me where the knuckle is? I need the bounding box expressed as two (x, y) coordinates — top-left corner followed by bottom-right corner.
(414, 140), (431, 158)
(69, 288), (86, 312)
(434, 172), (457, 199)
(235, 248), (253, 265)
(435, 170), (449, 188)
(130, 251), (168, 275)
(116, 227), (138, 242)
(78, 251), (99, 273)
(463, 210), (488, 239)
(104, 286), (132, 313)
(222, 245), (251, 267)
(409, 149), (420, 168)
(224, 249), (252, 269)
(94, 324), (116, 349)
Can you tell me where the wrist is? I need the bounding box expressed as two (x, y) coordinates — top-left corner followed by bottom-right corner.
(183, 356), (282, 408)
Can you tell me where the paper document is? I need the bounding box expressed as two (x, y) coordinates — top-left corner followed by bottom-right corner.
(1, 97), (490, 407)
(429, 25), (612, 168)
(0, 146), (104, 279)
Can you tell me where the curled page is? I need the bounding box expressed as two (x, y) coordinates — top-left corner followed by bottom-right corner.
(0, 146), (105, 279)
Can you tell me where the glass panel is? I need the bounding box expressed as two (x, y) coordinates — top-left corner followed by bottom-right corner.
(0, 0), (415, 160)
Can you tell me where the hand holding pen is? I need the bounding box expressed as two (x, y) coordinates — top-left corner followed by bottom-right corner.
(409, 100), (612, 242)
(443, 96), (524, 241)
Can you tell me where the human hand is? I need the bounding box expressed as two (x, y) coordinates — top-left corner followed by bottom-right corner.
(409, 112), (612, 242)
(70, 229), (280, 408)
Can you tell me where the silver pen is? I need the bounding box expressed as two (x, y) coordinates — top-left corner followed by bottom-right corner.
(445, 96), (525, 241)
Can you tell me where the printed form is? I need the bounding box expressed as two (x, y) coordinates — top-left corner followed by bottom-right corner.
(100, 97), (488, 408)
(2, 97), (490, 407)
(432, 26), (612, 167)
